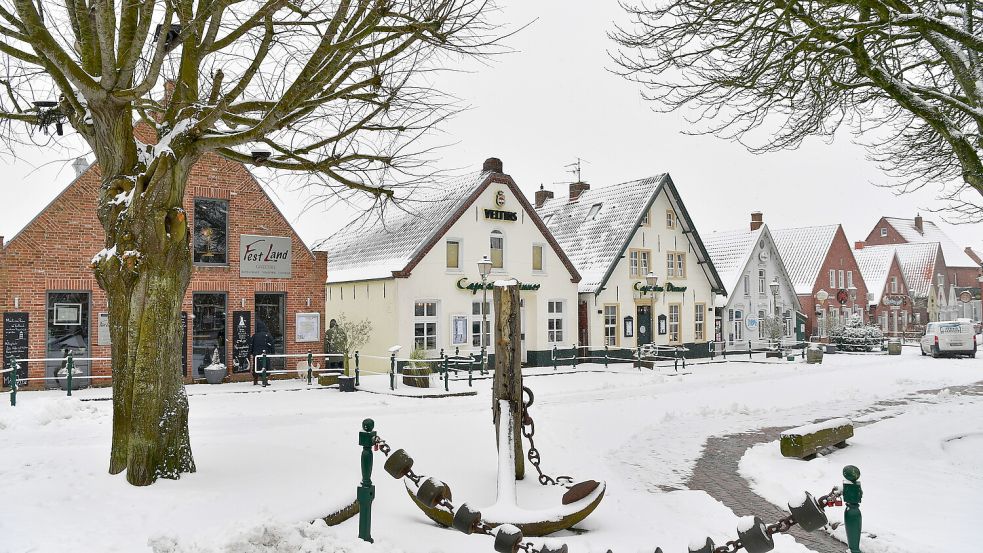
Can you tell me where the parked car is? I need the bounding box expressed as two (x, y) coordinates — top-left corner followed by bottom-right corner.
(920, 321), (977, 358)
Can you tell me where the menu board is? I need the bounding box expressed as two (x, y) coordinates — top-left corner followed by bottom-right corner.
(3, 312), (29, 384)
(231, 311), (251, 373)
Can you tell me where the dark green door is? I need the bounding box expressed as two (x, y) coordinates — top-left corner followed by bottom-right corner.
(637, 305), (652, 345)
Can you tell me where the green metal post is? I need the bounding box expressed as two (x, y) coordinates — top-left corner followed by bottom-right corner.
(748, 340), (752, 360)
(307, 350), (313, 385)
(843, 465), (863, 553)
(480, 345), (487, 375)
(8, 357), (17, 407)
(438, 349), (445, 375)
(389, 352), (396, 391)
(468, 354), (474, 387)
(572, 344), (578, 369)
(357, 418), (377, 543)
(66, 350), (74, 397)
(355, 351), (360, 387)
(443, 354), (449, 392)
(604, 345), (609, 368)
(261, 352), (269, 386)
(552, 345), (557, 370)
(710, 341), (715, 360)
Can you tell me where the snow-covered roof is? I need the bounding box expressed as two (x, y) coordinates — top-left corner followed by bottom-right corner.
(703, 226), (765, 296)
(536, 174), (725, 295)
(884, 217), (979, 268)
(321, 171), (491, 283)
(892, 242), (944, 298)
(771, 225), (841, 295)
(853, 246), (899, 305)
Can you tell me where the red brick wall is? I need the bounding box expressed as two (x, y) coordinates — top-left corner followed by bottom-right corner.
(868, 256), (914, 334)
(0, 153), (326, 389)
(863, 217), (906, 246)
(800, 226), (870, 337)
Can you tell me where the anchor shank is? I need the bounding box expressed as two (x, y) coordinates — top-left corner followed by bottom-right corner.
(495, 399), (519, 507)
(493, 281), (525, 480)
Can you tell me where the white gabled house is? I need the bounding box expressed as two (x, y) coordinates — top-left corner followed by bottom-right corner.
(703, 218), (803, 346)
(535, 174), (726, 357)
(320, 158), (581, 372)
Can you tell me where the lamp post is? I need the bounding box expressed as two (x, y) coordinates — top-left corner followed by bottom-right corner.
(478, 256), (493, 365)
(645, 272), (658, 345)
(816, 289), (829, 339)
(769, 278), (780, 348)
(848, 285), (858, 322)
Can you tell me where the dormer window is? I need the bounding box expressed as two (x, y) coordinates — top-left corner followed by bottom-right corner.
(586, 204), (602, 222)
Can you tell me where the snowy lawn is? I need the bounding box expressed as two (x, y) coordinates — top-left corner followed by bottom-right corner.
(1, 348), (980, 553)
(740, 386), (983, 553)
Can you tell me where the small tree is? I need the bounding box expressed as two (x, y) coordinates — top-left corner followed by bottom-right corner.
(325, 315), (373, 364)
(830, 315), (885, 352)
(761, 316), (784, 348)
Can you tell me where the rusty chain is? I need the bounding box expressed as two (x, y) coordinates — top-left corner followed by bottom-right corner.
(521, 385), (575, 488)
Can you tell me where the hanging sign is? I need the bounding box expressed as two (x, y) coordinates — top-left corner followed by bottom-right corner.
(882, 295), (906, 307)
(240, 235), (292, 278)
(3, 312), (28, 384)
(456, 278), (540, 294)
(959, 290), (973, 303)
(745, 317), (760, 330)
(231, 311), (251, 373)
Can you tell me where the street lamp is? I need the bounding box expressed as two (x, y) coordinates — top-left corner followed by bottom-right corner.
(848, 285), (858, 322)
(477, 256), (493, 363)
(815, 289), (829, 339)
(769, 278), (780, 347)
(645, 272), (658, 344)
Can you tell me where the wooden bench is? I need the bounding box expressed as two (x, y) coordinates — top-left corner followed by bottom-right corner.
(780, 418), (853, 459)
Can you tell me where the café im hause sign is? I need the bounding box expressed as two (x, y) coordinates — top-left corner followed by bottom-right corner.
(240, 235), (292, 278)
(457, 278), (541, 294)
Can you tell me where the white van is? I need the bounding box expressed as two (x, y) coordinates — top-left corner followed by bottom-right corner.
(920, 321), (977, 358)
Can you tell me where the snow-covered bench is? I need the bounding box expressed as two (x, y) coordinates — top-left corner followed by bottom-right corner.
(780, 418), (853, 459)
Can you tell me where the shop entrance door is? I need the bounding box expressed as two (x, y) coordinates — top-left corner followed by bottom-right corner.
(255, 293), (286, 370)
(192, 293), (227, 378)
(46, 292), (90, 389)
(637, 305), (652, 346)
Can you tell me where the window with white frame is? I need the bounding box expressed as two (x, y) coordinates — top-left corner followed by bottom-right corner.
(446, 240), (460, 269)
(744, 274), (750, 296)
(783, 311), (793, 337)
(838, 270), (845, 289)
(732, 309), (744, 341)
(629, 249), (651, 278)
(603, 305), (618, 346)
(547, 300), (564, 343)
(829, 269), (836, 288)
(758, 309), (766, 339)
(890, 276), (898, 293)
(471, 301), (491, 349)
(668, 304), (681, 343)
(641, 210), (650, 225)
(667, 251), (686, 278)
(666, 210), (676, 229)
(847, 271), (853, 288)
(880, 228), (887, 237)
(758, 269), (766, 295)
(532, 244), (544, 272)
(414, 301), (438, 351)
(490, 231), (504, 269)
(694, 303), (705, 341)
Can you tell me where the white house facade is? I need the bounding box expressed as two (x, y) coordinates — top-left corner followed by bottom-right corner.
(536, 175), (726, 358)
(321, 158), (580, 373)
(703, 221), (803, 346)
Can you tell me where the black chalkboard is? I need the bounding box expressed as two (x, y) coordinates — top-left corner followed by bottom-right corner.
(3, 312), (29, 385)
(181, 312), (188, 377)
(231, 311), (251, 373)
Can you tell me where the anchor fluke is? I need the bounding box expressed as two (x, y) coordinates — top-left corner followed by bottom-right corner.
(562, 480), (600, 505)
(416, 477), (452, 508)
(493, 524), (523, 553)
(452, 503), (482, 534)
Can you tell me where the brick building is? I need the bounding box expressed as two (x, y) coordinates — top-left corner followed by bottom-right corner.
(0, 153), (326, 389)
(771, 220), (869, 338)
(864, 215), (982, 289)
(853, 244), (913, 336)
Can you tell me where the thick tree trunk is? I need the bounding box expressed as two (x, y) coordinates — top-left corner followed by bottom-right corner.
(91, 103), (197, 485)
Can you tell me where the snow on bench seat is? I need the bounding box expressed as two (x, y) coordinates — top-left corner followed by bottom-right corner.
(780, 418), (853, 459)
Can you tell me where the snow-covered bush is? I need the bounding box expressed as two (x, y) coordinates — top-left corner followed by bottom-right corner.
(829, 316), (884, 352)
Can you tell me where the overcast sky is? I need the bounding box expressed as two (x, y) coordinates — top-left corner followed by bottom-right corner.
(1, 1), (981, 257)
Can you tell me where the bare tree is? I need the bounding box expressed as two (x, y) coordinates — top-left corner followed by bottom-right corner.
(612, 0), (983, 221)
(0, 0), (497, 485)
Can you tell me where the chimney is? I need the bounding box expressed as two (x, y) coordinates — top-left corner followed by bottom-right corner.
(0, 236), (4, 248)
(569, 181), (590, 201)
(964, 247), (981, 266)
(854, 241), (865, 250)
(535, 184), (554, 208)
(914, 213), (923, 234)
(750, 211), (763, 231)
(72, 157), (89, 178)
(482, 157), (503, 173)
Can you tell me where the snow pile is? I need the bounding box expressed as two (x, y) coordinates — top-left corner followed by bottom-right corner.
(0, 397), (103, 430)
(148, 520), (403, 553)
(781, 417), (852, 438)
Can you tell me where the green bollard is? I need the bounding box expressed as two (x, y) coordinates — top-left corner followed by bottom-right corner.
(443, 354), (449, 392)
(355, 351), (360, 387)
(8, 357), (17, 407)
(357, 418), (377, 543)
(843, 465), (863, 552)
(66, 350), (74, 397)
(637, 346), (642, 370)
(261, 352), (269, 387)
(389, 352), (396, 391)
(307, 350), (314, 386)
(552, 345), (558, 370)
(604, 345), (609, 368)
(480, 345), (487, 375)
(468, 354), (474, 387)
(572, 344), (578, 369)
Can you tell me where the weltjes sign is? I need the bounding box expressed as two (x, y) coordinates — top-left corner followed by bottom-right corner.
(240, 235), (292, 278)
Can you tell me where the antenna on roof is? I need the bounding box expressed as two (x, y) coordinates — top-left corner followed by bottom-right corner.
(566, 157), (588, 182)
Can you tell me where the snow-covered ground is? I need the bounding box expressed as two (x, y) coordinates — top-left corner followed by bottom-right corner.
(1, 348), (980, 553)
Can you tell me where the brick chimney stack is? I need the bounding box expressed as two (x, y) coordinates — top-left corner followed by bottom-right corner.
(750, 211), (763, 231)
(535, 185), (554, 208)
(855, 241), (865, 250)
(914, 213), (923, 234)
(569, 182), (590, 201)
(482, 157), (503, 173)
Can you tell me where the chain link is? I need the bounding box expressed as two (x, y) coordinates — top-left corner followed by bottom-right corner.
(520, 385), (575, 488)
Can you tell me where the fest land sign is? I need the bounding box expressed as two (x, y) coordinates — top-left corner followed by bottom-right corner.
(239, 235), (292, 278)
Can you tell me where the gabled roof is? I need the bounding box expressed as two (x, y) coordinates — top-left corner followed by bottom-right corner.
(883, 217), (978, 268)
(536, 174), (725, 295)
(853, 246), (901, 305)
(892, 242), (945, 298)
(319, 168), (581, 284)
(771, 225), (841, 295)
(703, 226), (766, 295)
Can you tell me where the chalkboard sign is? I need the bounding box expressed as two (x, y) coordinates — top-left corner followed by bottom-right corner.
(231, 311), (251, 373)
(180, 312), (188, 377)
(3, 312), (29, 385)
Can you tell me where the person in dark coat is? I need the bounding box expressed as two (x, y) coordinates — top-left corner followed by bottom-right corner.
(250, 320), (275, 386)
